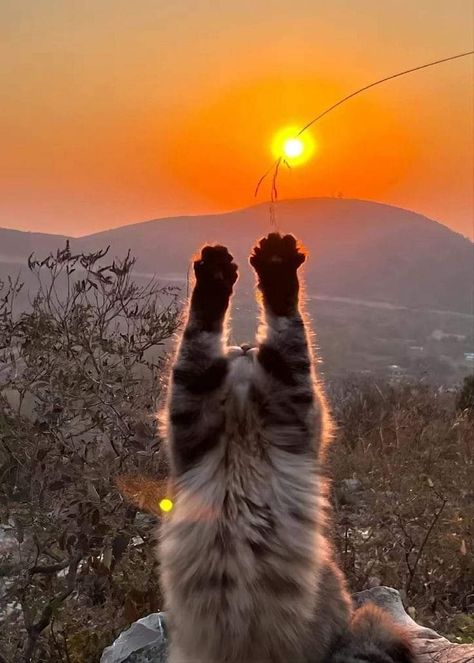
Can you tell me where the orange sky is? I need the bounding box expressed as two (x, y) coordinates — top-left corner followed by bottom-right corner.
(1, 1), (473, 238)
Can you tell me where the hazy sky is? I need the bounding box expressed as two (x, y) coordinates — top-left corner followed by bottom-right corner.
(1, 0), (473, 237)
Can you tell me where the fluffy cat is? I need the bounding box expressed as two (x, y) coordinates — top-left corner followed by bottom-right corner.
(158, 233), (414, 663)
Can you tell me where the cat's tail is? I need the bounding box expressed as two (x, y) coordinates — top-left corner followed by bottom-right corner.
(330, 604), (416, 663)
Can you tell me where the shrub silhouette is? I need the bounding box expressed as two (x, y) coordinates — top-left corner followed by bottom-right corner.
(329, 377), (473, 638)
(0, 245), (179, 661)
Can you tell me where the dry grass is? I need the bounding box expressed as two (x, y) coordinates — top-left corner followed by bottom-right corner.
(329, 377), (473, 638)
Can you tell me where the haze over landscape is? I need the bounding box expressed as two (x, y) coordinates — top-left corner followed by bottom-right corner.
(1, 197), (472, 383)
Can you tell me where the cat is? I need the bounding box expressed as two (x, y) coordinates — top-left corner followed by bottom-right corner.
(158, 233), (414, 663)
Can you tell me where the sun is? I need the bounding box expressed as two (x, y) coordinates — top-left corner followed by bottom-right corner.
(283, 138), (304, 158)
(272, 126), (316, 166)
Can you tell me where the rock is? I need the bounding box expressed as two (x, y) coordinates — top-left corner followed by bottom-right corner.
(100, 613), (168, 663)
(355, 586), (474, 663)
(341, 478), (363, 493)
(336, 478), (363, 506)
(354, 586), (438, 636)
(101, 588), (474, 663)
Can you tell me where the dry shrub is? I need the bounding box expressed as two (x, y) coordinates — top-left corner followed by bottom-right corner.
(0, 246), (179, 662)
(329, 377), (473, 636)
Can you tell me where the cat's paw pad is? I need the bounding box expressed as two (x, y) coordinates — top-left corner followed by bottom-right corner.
(250, 233), (306, 276)
(194, 245), (238, 291)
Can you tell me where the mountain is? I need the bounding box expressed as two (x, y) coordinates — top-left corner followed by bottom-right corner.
(78, 198), (473, 314)
(0, 227), (70, 265)
(1, 198), (472, 383)
(1, 198), (472, 313)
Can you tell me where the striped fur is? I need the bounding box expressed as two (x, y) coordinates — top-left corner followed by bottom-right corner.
(158, 234), (414, 663)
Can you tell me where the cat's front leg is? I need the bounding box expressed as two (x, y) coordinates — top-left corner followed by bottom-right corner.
(188, 244), (238, 334)
(168, 245), (238, 475)
(250, 232), (305, 318)
(250, 233), (324, 453)
(250, 232), (311, 383)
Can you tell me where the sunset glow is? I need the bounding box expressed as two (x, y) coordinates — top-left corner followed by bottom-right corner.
(0, 2), (472, 237)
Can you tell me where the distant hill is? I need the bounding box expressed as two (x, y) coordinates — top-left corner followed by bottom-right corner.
(2, 198), (473, 383)
(0, 227), (69, 264)
(1, 198), (472, 313)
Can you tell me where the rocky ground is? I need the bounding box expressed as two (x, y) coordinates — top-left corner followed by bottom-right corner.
(100, 587), (474, 663)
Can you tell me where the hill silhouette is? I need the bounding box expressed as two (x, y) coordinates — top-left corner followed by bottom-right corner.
(77, 198), (473, 314)
(1, 198), (472, 382)
(1, 198), (472, 314)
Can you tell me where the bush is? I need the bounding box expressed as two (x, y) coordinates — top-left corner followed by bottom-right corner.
(0, 245), (179, 662)
(329, 377), (474, 635)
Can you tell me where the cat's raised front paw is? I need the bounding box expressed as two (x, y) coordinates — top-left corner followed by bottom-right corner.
(249, 233), (306, 316)
(194, 245), (238, 294)
(190, 245), (238, 329)
(250, 233), (306, 277)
